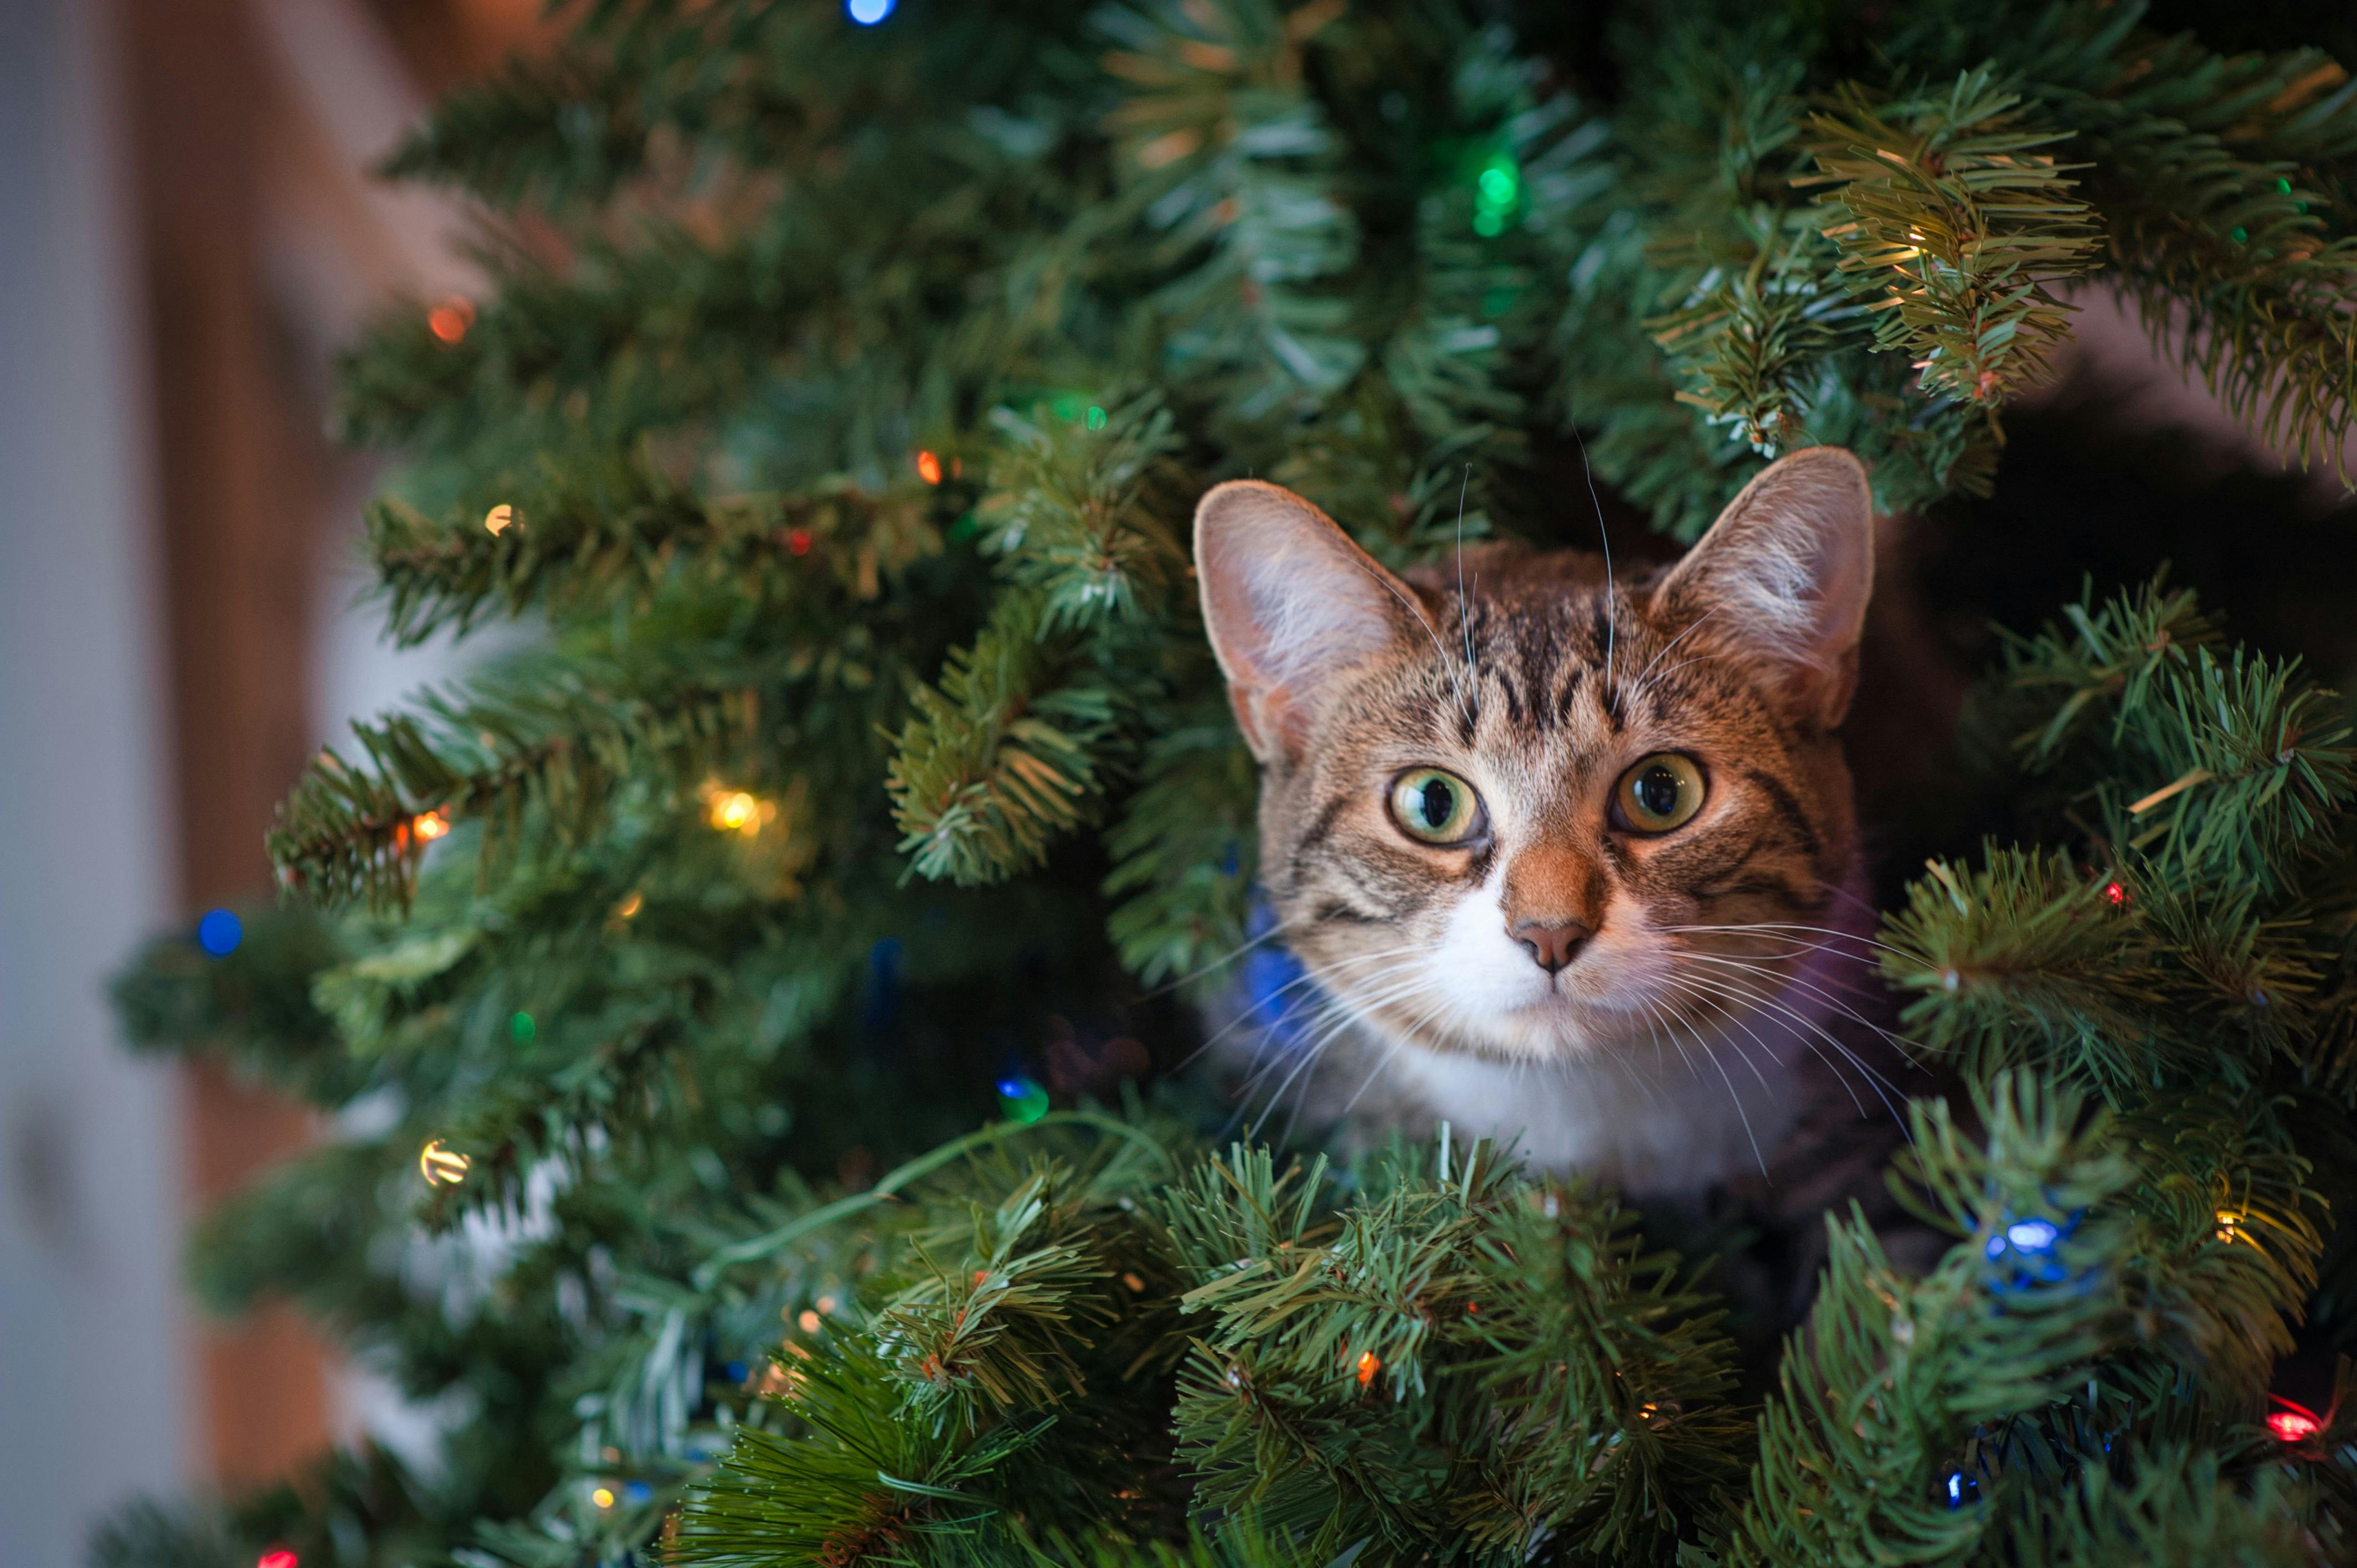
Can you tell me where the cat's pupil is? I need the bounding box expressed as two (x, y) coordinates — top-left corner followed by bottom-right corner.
(1635, 765), (1681, 818)
(1420, 778), (1454, 827)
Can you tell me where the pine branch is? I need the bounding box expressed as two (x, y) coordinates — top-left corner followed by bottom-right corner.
(1457, 1179), (1747, 1561)
(2039, 24), (2357, 479)
(364, 465), (945, 648)
(1731, 1076), (2139, 1568)
(1802, 69), (2102, 410)
(1104, 716), (1259, 990)
(1995, 1442), (2323, 1566)
(1993, 576), (2224, 771)
(871, 1172), (1116, 1432)
(1881, 847), (2179, 1095)
(886, 590), (1121, 886)
(1648, 219), (1861, 455)
(671, 1339), (1037, 1567)
(980, 397), (1190, 636)
(269, 659), (759, 912)
(1101, 0), (1365, 412)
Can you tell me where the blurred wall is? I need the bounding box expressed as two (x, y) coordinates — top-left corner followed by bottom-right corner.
(0, 0), (191, 1562)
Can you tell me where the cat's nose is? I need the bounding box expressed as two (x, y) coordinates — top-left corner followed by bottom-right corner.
(1511, 919), (1592, 974)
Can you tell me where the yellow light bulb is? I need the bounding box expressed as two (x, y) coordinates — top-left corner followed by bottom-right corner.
(591, 1486), (615, 1509)
(419, 1139), (470, 1187)
(484, 503), (515, 536)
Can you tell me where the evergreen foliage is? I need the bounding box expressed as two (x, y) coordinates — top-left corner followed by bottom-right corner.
(97, 1), (2357, 1565)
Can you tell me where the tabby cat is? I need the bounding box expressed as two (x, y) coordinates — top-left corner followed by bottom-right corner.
(1196, 448), (1879, 1195)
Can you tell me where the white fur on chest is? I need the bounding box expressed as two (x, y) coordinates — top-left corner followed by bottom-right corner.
(1378, 1037), (1807, 1195)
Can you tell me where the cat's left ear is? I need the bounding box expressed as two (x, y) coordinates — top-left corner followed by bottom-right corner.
(1651, 446), (1875, 728)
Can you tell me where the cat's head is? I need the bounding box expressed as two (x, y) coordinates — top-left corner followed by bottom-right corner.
(1197, 448), (1873, 1070)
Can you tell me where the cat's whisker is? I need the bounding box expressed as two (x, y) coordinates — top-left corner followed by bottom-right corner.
(1567, 415), (1618, 701)
(1658, 968), (1870, 1120)
(1661, 957), (1902, 1082)
(1253, 971), (1442, 1090)
(1136, 916), (1306, 1002)
(1454, 465), (1481, 704)
(1623, 603), (1728, 708)
(1252, 974), (1449, 1135)
(1659, 963), (1913, 1135)
(1659, 921), (1912, 962)
(1172, 941), (1438, 1073)
(1636, 646), (1745, 688)
(1675, 960), (1910, 1061)
(1359, 556), (1478, 734)
(1649, 973), (1781, 1095)
(1666, 946), (1920, 1057)
(1594, 1000), (1676, 1116)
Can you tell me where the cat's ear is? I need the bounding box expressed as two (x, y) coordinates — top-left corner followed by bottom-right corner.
(1652, 446), (1875, 727)
(1196, 479), (1434, 762)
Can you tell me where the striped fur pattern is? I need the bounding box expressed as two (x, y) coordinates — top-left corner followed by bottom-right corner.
(1196, 448), (1879, 1194)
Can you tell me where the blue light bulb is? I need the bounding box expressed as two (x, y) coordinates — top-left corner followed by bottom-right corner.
(197, 909), (243, 957)
(847, 0), (894, 24)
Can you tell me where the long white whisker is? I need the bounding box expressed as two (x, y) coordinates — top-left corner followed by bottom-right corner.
(1660, 966), (1911, 1133)
(1660, 968), (1868, 1118)
(1568, 416), (1616, 698)
(1653, 973), (1779, 1094)
(1668, 947), (1918, 1055)
(1625, 604), (1728, 702)
(1659, 922), (1913, 962)
(1247, 973), (1446, 1136)
(1139, 916), (1299, 1000)
(1171, 943), (1432, 1074)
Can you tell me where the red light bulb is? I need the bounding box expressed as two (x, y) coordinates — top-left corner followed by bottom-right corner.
(2268, 1405), (2321, 1442)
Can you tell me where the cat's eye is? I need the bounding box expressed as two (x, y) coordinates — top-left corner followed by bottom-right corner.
(1388, 768), (1485, 845)
(1614, 753), (1706, 834)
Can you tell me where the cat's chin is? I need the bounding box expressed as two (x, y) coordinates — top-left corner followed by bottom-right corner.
(1383, 992), (1664, 1065)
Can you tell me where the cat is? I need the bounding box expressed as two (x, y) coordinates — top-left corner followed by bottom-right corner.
(1195, 447), (1881, 1196)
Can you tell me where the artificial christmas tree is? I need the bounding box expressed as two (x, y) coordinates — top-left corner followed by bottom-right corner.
(100, 1), (2357, 1564)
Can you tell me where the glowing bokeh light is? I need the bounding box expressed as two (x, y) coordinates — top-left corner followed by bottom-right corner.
(846, 0), (894, 23)
(996, 1075), (1049, 1123)
(708, 790), (761, 834)
(198, 909), (243, 957)
(427, 298), (475, 343)
(2269, 1406), (2322, 1442)
(419, 1139), (471, 1187)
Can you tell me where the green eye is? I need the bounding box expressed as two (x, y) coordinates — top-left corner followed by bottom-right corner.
(1389, 768), (1484, 845)
(1615, 753), (1706, 833)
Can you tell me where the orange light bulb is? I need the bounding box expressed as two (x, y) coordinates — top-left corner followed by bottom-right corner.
(426, 297), (475, 343)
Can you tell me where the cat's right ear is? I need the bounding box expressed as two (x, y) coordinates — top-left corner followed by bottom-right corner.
(1196, 480), (1433, 764)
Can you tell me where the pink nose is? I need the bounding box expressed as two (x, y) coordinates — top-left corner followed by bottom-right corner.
(1511, 920), (1592, 974)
